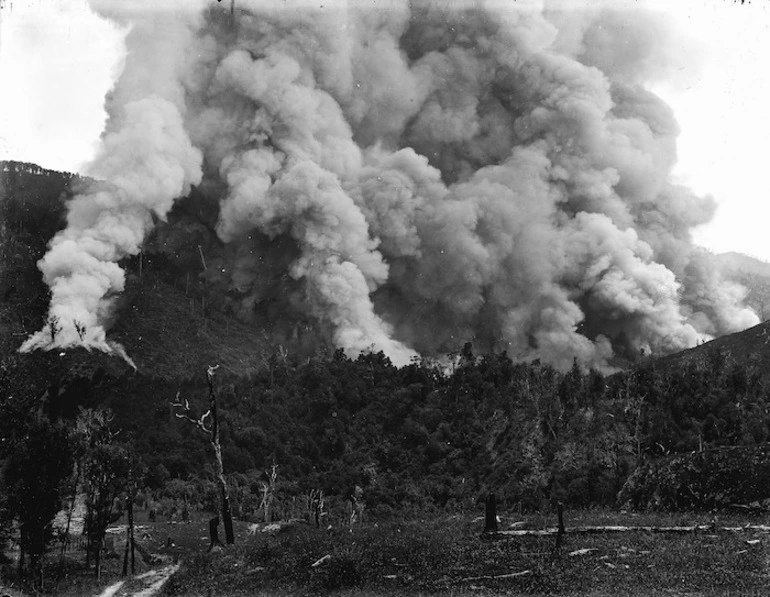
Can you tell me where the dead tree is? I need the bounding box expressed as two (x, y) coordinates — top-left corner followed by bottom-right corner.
(172, 365), (235, 544)
(308, 489), (325, 528)
(349, 485), (365, 526)
(259, 462), (278, 523)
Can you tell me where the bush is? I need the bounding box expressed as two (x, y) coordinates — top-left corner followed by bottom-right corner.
(619, 444), (770, 510)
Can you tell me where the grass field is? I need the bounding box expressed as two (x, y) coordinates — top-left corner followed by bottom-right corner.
(4, 510), (770, 596)
(160, 510), (770, 597)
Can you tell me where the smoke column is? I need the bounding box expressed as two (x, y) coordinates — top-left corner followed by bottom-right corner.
(23, 0), (759, 369)
(20, 0), (206, 357)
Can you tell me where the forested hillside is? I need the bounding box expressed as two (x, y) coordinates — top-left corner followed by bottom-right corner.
(98, 342), (770, 516)
(0, 161), (72, 353)
(3, 162), (770, 584)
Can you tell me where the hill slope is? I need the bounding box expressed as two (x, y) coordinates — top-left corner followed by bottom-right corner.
(5, 161), (770, 515)
(655, 318), (770, 375)
(0, 160), (291, 379)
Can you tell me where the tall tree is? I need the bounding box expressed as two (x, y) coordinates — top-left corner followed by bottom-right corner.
(172, 365), (235, 544)
(3, 417), (73, 590)
(77, 408), (129, 579)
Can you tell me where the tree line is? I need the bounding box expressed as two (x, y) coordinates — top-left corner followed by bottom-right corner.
(2, 340), (770, 589)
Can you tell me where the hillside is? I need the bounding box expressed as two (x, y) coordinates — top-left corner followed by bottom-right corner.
(0, 160), (290, 380)
(656, 317), (770, 375)
(4, 161), (770, 518)
(655, 250), (770, 372)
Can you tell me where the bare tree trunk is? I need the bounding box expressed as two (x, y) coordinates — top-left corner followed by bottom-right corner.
(122, 497), (136, 576)
(130, 498), (135, 574)
(172, 366), (235, 546)
(122, 532), (129, 577)
(213, 442), (235, 544)
(95, 532), (102, 580)
(207, 368), (234, 545)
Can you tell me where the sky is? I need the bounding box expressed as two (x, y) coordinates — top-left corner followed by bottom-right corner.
(1, 0), (770, 260)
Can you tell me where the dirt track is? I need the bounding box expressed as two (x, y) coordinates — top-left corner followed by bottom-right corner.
(95, 564), (180, 597)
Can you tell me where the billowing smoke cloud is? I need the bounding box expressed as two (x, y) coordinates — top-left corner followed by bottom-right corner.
(21, 1), (206, 357)
(24, 0), (759, 370)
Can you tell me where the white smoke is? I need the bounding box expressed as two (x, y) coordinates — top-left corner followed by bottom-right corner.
(20, 3), (205, 355)
(23, 0), (759, 370)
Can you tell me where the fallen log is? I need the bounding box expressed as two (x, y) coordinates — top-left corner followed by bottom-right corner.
(461, 569), (532, 582)
(495, 524), (770, 537)
(312, 554), (332, 568)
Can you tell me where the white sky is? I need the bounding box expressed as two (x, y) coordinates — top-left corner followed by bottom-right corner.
(0, 0), (125, 173)
(653, 1), (770, 263)
(1, 0), (770, 260)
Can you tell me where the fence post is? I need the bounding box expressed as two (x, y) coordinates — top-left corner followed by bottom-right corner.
(555, 502), (565, 551)
(484, 492), (498, 533)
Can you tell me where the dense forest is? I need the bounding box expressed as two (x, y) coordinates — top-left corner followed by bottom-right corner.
(104, 343), (770, 515)
(3, 161), (770, 583)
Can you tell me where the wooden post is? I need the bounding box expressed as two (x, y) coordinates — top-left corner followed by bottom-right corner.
(122, 520), (130, 577)
(484, 492), (498, 533)
(122, 494), (136, 576)
(555, 502), (565, 551)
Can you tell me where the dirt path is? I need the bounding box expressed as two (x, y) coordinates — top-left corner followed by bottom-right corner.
(95, 564), (180, 597)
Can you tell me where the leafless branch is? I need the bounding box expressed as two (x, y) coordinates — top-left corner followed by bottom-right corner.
(171, 390), (212, 434)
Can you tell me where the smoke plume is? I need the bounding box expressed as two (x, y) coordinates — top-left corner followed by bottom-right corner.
(23, 0), (759, 369)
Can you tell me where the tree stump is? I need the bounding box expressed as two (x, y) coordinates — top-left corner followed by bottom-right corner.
(484, 492), (498, 533)
(555, 502), (565, 551)
(207, 516), (222, 552)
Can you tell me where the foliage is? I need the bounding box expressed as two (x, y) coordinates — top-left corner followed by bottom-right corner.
(2, 416), (74, 587)
(5, 160), (770, 520)
(619, 443), (770, 511)
(88, 342), (770, 517)
(76, 408), (130, 578)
